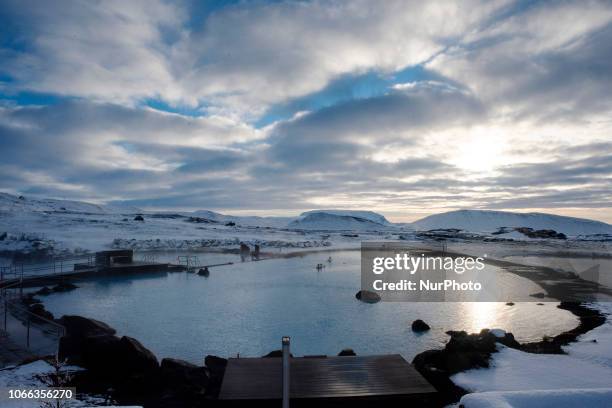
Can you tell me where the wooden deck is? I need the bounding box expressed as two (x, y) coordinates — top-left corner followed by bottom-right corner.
(219, 354), (436, 402)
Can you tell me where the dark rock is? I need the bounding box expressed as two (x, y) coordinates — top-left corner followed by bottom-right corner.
(506, 302), (515, 306)
(133, 215), (145, 221)
(0, 232), (6, 241)
(355, 290), (381, 303)
(64, 334), (159, 377)
(445, 330), (497, 354)
(118, 336), (159, 373)
(81, 334), (124, 373)
(35, 286), (53, 296)
(514, 227), (567, 240)
(28, 303), (54, 320)
(204, 355), (227, 372)
(537, 303), (545, 306)
(225, 221), (236, 226)
(52, 282), (78, 292)
(412, 319), (431, 332)
(18, 195), (25, 200)
(22, 294), (41, 305)
(204, 355), (228, 398)
(161, 358), (209, 392)
(186, 216), (215, 224)
(338, 348), (356, 356)
(412, 328), (523, 405)
(58, 315), (117, 338)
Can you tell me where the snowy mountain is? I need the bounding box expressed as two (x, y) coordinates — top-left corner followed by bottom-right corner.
(411, 210), (612, 236)
(0, 192), (140, 215)
(192, 210), (292, 228)
(287, 210), (392, 231)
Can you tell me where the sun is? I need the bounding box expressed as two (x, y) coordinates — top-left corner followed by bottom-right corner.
(451, 127), (508, 174)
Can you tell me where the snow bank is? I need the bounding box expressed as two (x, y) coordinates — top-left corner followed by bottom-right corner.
(453, 303), (612, 406)
(458, 388), (612, 408)
(411, 209), (612, 235)
(452, 345), (612, 392)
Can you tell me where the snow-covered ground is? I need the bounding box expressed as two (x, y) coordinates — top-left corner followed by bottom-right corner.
(0, 194), (402, 257)
(0, 360), (123, 407)
(1, 193), (611, 259)
(413, 209), (612, 236)
(2, 193), (612, 406)
(453, 302), (612, 407)
(457, 389), (612, 408)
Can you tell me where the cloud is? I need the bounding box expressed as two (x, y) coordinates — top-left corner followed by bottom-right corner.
(0, 0), (506, 117)
(0, 1), (611, 222)
(427, 0), (612, 121)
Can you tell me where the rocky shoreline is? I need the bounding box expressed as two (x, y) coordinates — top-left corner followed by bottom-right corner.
(12, 281), (609, 407)
(412, 302), (607, 406)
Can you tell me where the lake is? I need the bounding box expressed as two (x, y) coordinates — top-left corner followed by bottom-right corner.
(41, 250), (578, 363)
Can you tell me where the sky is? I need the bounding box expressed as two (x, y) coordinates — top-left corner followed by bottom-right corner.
(0, 0), (611, 223)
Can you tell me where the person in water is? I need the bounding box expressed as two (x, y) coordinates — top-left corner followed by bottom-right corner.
(252, 244), (260, 260)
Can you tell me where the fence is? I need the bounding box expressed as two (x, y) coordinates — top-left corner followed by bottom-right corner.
(1, 296), (65, 358)
(0, 256), (77, 361)
(0, 254), (95, 282)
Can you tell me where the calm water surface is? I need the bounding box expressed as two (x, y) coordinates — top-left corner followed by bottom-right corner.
(42, 250), (578, 363)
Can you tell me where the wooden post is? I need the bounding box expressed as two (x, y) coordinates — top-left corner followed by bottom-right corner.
(282, 336), (290, 408)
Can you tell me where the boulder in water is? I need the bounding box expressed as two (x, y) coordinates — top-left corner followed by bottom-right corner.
(355, 290), (381, 303)
(52, 282), (78, 292)
(35, 286), (53, 296)
(411, 319), (431, 332)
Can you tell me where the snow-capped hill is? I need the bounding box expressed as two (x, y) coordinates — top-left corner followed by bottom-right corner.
(192, 210), (226, 221)
(287, 210), (391, 231)
(411, 209), (612, 236)
(0, 192), (140, 214)
(192, 209), (292, 228)
(299, 210), (391, 225)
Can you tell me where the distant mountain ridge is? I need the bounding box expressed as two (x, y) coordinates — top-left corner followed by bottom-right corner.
(411, 209), (612, 236)
(2, 192), (610, 235)
(287, 210), (393, 231)
(0, 192), (140, 214)
(192, 209), (292, 228)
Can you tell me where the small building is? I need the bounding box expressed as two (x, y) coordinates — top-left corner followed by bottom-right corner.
(94, 250), (133, 267)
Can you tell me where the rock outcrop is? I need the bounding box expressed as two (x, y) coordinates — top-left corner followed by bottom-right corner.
(411, 319), (431, 332)
(355, 290), (381, 303)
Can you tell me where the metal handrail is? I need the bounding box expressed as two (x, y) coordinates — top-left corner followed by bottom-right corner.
(1, 254), (95, 281)
(3, 299), (65, 336)
(1, 292), (65, 358)
(1, 269), (66, 358)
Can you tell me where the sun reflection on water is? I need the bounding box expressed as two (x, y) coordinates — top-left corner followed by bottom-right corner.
(466, 302), (501, 332)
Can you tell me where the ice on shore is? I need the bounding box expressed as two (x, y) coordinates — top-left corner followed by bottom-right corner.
(453, 302), (612, 405)
(458, 388), (612, 408)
